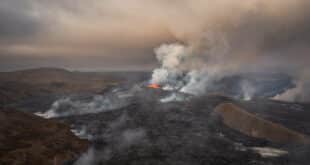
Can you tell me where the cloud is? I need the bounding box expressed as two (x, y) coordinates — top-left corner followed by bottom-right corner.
(0, 0), (41, 41)
(0, 0), (310, 73)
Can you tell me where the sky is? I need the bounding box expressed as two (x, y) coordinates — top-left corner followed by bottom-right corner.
(1, 0), (310, 72)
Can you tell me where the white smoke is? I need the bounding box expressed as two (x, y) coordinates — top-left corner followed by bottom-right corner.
(36, 93), (132, 118)
(150, 43), (189, 90)
(273, 79), (310, 102)
(74, 113), (147, 165)
(250, 147), (288, 158)
(149, 33), (302, 101)
(241, 80), (256, 101)
(120, 129), (146, 149)
(273, 84), (301, 102)
(71, 125), (93, 140)
(160, 92), (190, 103)
(155, 43), (188, 70)
(35, 84), (148, 118)
(150, 34), (235, 96)
(179, 69), (210, 95)
(145, 0), (310, 102)
(74, 148), (97, 165)
(271, 69), (310, 102)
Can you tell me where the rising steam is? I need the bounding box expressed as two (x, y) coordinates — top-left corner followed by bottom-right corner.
(273, 73), (310, 102)
(35, 89), (134, 118)
(150, 38), (246, 97)
(150, 32), (231, 96)
(149, 0), (310, 102)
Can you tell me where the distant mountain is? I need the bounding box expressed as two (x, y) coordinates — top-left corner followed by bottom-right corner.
(0, 68), (149, 110)
(0, 68), (120, 89)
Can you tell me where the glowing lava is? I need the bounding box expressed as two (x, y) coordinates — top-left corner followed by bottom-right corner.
(148, 84), (161, 89)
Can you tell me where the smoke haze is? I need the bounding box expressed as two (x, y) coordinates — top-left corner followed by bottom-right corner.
(1, 0), (310, 101)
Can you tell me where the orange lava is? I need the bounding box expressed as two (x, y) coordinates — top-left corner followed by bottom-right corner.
(147, 84), (161, 89)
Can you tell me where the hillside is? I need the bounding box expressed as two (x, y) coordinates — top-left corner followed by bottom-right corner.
(215, 103), (310, 144)
(0, 109), (89, 165)
(0, 68), (148, 111)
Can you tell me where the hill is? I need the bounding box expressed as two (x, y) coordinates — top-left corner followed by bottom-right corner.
(0, 108), (89, 165)
(0, 68), (148, 111)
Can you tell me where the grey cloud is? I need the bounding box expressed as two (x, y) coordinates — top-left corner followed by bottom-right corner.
(234, 3), (310, 54)
(0, 0), (310, 76)
(0, 0), (41, 41)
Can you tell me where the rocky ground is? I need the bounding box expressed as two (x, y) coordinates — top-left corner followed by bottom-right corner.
(0, 109), (89, 165)
(53, 88), (310, 165)
(0, 68), (148, 111)
(1, 68), (309, 165)
(0, 68), (141, 164)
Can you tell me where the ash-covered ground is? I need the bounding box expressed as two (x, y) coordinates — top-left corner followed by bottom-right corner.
(33, 74), (310, 165)
(2, 69), (309, 165)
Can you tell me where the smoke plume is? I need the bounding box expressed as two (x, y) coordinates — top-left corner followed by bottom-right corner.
(74, 112), (147, 165)
(273, 72), (310, 102)
(150, 0), (310, 102)
(35, 92), (133, 118)
(2, 0), (310, 101)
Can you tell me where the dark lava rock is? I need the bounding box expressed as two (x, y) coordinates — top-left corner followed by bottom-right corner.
(61, 95), (291, 165)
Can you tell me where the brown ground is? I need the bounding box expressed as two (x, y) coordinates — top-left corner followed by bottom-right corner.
(0, 109), (89, 165)
(0, 68), (123, 107)
(214, 103), (310, 144)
